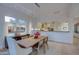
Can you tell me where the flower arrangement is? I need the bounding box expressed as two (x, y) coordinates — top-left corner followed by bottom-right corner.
(34, 32), (40, 39)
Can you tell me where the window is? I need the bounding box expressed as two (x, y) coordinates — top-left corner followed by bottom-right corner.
(5, 16), (16, 22)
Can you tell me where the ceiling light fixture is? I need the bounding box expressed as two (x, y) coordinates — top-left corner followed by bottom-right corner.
(35, 3), (40, 8)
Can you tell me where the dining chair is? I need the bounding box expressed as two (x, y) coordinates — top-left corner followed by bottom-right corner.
(33, 40), (44, 53)
(6, 36), (32, 55)
(43, 37), (48, 48)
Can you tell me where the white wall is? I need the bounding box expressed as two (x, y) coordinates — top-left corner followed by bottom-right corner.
(0, 15), (4, 48)
(0, 5), (31, 47)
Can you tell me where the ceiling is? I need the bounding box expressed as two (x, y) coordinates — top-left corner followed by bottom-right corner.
(0, 3), (73, 20)
(33, 3), (72, 21)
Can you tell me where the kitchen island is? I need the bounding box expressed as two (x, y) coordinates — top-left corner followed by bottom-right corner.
(31, 30), (73, 44)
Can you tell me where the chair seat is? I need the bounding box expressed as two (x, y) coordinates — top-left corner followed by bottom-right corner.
(16, 45), (32, 55)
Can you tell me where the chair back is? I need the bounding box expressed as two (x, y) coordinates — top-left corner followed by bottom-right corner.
(6, 37), (16, 55)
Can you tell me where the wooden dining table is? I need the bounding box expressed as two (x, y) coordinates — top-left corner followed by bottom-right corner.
(16, 36), (48, 48)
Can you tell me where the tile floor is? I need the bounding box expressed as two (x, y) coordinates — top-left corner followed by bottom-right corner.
(31, 40), (79, 55)
(1, 38), (79, 55)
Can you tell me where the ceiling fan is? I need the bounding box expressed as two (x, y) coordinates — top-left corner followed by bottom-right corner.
(34, 3), (40, 8)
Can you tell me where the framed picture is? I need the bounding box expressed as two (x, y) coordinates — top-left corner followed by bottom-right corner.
(8, 26), (15, 33)
(16, 26), (25, 32)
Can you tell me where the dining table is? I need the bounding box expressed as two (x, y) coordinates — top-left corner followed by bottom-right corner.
(16, 36), (48, 48)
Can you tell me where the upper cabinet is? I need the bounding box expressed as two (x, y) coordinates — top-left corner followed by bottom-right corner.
(37, 21), (69, 32)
